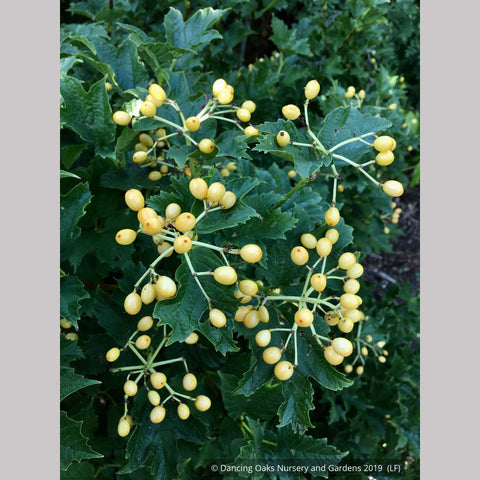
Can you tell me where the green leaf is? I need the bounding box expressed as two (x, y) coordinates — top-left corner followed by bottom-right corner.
(277, 373), (315, 430)
(196, 202), (259, 235)
(214, 130), (251, 161)
(61, 462), (95, 480)
(296, 335), (353, 391)
(234, 356), (275, 396)
(60, 183), (92, 261)
(60, 144), (87, 170)
(60, 75), (116, 147)
(164, 7), (227, 52)
(60, 170), (81, 180)
(60, 56), (83, 75)
(270, 16), (312, 56)
(60, 367), (101, 401)
(60, 335), (85, 365)
(60, 275), (90, 329)
(318, 107), (392, 164)
(60, 411), (103, 471)
(120, 391), (205, 479)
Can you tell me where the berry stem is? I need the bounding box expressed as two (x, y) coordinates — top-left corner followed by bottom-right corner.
(331, 164), (339, 204)
(195, 206), (222, 224)
(191, 240), (226, 252)
(332, 153), (380, 186)
(305, 129), (328, 155)
(149, 357), (185, 369)
(271, 176), (309, 211)
(111, 364), (145, 373)
(327, 132), (376, 154)
(293, 324), (298, 366)
(127, 343), (148, 364)
(360, 159), (376, 168)
(151, 115), (184, 133)
(134, 246), (175, 289)
(184, 252), (212, 306)
(205, 115), (244, 130)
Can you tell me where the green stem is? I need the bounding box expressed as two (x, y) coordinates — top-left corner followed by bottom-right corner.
(151, 115), (184, 132)
(327, 132), (375, 154)
(271, 176), (309, 211)
(184, 252), (211, 305)
(195, 206), (222, 224)
(191, 240), (225, 252)
(331, 164), (339, 204)
(332, 153), (380, 186)
(206, 115), (243, 130)
(127, 343), (147, 365)
(134, 246), (175, 289)
(150, 357), (184, 369)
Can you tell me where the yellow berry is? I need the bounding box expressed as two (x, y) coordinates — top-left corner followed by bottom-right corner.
(113, 111), (131, 126)
(195, 395), (211, 411)
(137, 207), (157, 223)
(345, 86), (356, 99)
(177, 403), (190, 420)
(378, 355), (387, 363)
(356, 365), (364, 375)
(263, 346), (282, 364)
(234, 306), (252, 322)
(344, 364), (353, 373)
(358, 89), (366, 100)
(139, 133), (154, 147)
(124, 292), (142, 315)
(115, 229), (137, 246)
(217, 87), (234, 104)
(155, 276), (177, 299)
(209, 308), (227, 328)
(324, 311), (339, 326)
(343, 279), (360, 294)
(150, 372), (167, 389)
(133, 151), (148, 164)
(207, 182), (226, 203)
(148, 171), (162, 181)
(148, 390), (161, 406)
(219, 191), (237, 209)
(325, 207), (340, 226)
(346, 263), (364, 279)
(244, 125), (259, 136)
(310, 273), (327, 292)
(125, 189), (145, 211)
(300, 233), (317, 249)
(174, 235), (192, 254)
(294, 308), (314, 327)
(140, 101), (156, 117)
(338, 252), (357, 270)
(175, 212), (196, 232)
(255, 330), (271, 347)
(324, 345), (344, 365)
(60, 318), (73, 329)
(361, 346), (369, 356)
(165, 203), (181, 220)
(189, 178), (208, 200)
(388, 103), (397, 110)
(182, 373), (197, 391)
(198, 139), (215, 154)
(212, 78), (227, 96)
(239, 280), (258, 297)
(142, 216), (164, 235)
(145, 94), (163, 107)
(331, 338), (353, 357)
(340, 293), (361, 310)
(291, 246), (309, 265)
(150, 405), (166, 423)
(65, 333), (79, 341)
(241, 100), (256, 113)
(185, 116), (200, 131)
(137, 315), (154, 331)
(287, 169), (297, 178)
(135, 335), (151, 350)
(236, 108), (251, 122)
(274, 361), (294, 381)
(373, 136), (395, 152)
(243, 310), (260, 329)
(148, 84), (167, 101)
(325, 228), (339, 244)
(276, 130), (290, 147)
(281, 104), (301, 120)
(304, 80), (321, 100)
(316, 238), (332, 257)
(123, 380), (138, 396)
(376, 151), (395, 166)
(258, 305), (270, 323)
(213, 266), (237, 285)
(338, 318), (354, 333)
(239, 244), (263, 263)
(106, 347), (120, 362)
(382, 180), (404, 198)
(117, 417), (131, 437)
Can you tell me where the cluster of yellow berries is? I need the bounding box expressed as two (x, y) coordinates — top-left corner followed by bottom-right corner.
(61, 318), (79, 341)
(344, 86), (366, 100)
(343, 336), (389, 376)
(390, 201), (402, 224)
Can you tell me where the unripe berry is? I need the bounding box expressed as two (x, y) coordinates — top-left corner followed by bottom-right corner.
(195, 395), (211, 411)
(243, 309), (261, 329)
(338, 252), (357, 270)
(324, 346), (344, 365)
(240, 244), (263, 263)
(133, 151), (148, 164)
(174, 235), (192, 254)
(65, 333), (79, 341)
(113, 111), (131, 126)
(236, 108), (251, 122)
(148, 390), (161, 406)
(148, 84), (167, 102)
(189, 178), (208, 200)
(185, 332), (199, 344)
(135, 335), (151, 350)
(137, 315), (154, 331)
(139, 133), (154, 147)
(255, 329), (271, 347)
(124, 292), (142, 315)
(291, 246), (309, 265)
(376, 151), (395, 166)
(325, 228), (339, 244)
(234, 306), (252, 322)
(155, 276), (177, 299)
(274, 361), (294, 381)
(106, 347), (120, 362)
(241, 100), (256, 113)
(244, 125), (259, 136)
(346, 263), (364, 279)
(219, 191), (237, 209)
(175, 212), (196, 232)
(140, 101), (156, 117)
(141, 284), (156, 305)
(365, 335), (373, 343)
(382, 180), (404, 197)
(282, 104), (301, 120)
(373, 136), (395, 152)
(209, 309), (227, 328)
(165, 203), (181, 220)
(220, 168), (230, 178)
(276, 130), (290, 147)
(150, 405), (166, 423)
(310, 273), (327, 292)
(294, 308), (314, 327)
(207, 182), (226, 202)
(185, 116), (200, 131)
(300, 233), (317, 249)
(123, 380), (138, 396)
(258, 305), (270, 323)
(135, 143), (148, 152)
(239, 280), (258, 296)
(325, 206), (340, 226)
(213, 266), (237, 285)
(305, 80), (321, 100)
(177, 403), (190, 420)
(331, 338), (354, 357)
(263, 346), (282, 364)
(116, 229), (137, 245)
(117, 417), (131, 437)
(150, 372), (167, 389)
(182, 373), (197, 391)
(316, 237), (333, 257)
(125, 189), (145, 211)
